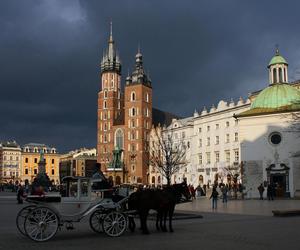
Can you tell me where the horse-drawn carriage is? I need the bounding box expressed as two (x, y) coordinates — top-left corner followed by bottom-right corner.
(16, 176), (133, 242)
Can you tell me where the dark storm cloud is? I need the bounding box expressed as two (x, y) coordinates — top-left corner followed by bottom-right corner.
(1, 0), (300, 152)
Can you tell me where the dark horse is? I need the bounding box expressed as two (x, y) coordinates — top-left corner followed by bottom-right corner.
(128, 182), (191, 234)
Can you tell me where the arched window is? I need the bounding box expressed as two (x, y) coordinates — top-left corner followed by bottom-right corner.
(103, 100), (107, 109)
(273, 68), (277, 83)
(115, 129), (124, 149)
(199, 175), (204, 184)
(152, 176), (155, 184)
(279, 68), (283, 83)
(132, 108), (136, 116)
(104, 91), (108, 98)
(131, 92), (136, 101)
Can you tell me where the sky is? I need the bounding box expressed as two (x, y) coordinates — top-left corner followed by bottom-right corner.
(1, 0), (300, 153)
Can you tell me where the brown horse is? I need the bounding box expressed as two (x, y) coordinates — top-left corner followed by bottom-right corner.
(128, 182), (191, 234)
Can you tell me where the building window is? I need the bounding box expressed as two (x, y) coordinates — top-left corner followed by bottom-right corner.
(215, 151), (220, 163)
(207, 137), (210, 146)
(131, 108), (136, 116)
(174, 133), (178, 140)
(207, 126), (210, 132)
(215, 124), (219, 130)
(199, 139), (202, 147)
(103, 100), (107, 109)
(235, 120), (238, 126)
(34, 169), (37, 175)
(52, 159), (55, 164)
(225, 151), (230, 163)
(34, 158), (37, 163)
(198, 154), (202, 164)
(206, 152), (211, 164)
(131, 92), (136, 101)
(234, 150), (239, 162)
(25, 158), (28, 163)
(226, 121), (230, 127)
(226, 134), (230, 143)
(131, 131), (135, 140)
(199, 128), (202, 133)
(182, 131), (186, 139)
(215, 136), (219, 145)
(104, 90), (108, 98)
(131, 119), (135, 128)
(234, 132), (238, 142)
(51, 169), (55, 175)
(146, 93), (149, 102)
(25, 169), (28, 175)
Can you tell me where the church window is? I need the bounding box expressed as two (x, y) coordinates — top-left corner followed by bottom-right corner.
(269, 132), (282, 145)
(104, 123), (107, 131)
(104, 91), (108, 99)
(146, 93), (149, 102)
(131, 108), (136, 116)
(115, 129), (124, 149)
(279, 68), (283, 82)
(131, 92), (136, 101)
(131, 131), (135, 140)
(103, 100), (107, 109)
(136, 130), (139, 139)
(146, 108), (149, 117)
(273, 68), (277, 83)
(131, 119), (135, 128)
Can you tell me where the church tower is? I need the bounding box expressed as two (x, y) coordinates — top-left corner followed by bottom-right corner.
(97, 23), (124, 170)
(268, 48), (288, 85)
(124, 49), (152, 183)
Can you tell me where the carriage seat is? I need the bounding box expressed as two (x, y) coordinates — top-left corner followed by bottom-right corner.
(26, 194), (62, 203)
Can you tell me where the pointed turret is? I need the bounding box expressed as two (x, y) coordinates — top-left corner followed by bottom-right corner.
(100, 22), (121, 74)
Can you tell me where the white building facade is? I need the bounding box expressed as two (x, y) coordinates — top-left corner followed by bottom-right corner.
(149, 49), (300, 198)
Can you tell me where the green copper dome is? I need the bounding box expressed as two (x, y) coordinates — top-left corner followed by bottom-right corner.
(268, 52), (288, 67)
(237, 84), (300, 117)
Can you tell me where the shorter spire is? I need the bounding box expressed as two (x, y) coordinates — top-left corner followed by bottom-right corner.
(109, 20), (113, 42)
(275, 44), (279, 55)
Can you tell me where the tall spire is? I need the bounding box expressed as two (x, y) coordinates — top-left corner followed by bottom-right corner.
(100, 21), (121, 74)
(109, 20), (113, 42)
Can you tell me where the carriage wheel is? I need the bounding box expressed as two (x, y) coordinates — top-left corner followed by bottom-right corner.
(102, 211), (127, 237)
(16, 205), (36, 236)
(89, 210), (105, 233)
(24, 207), (59, 242)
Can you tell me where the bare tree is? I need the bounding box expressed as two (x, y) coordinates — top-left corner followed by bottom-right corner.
(150, 125), (187, 186)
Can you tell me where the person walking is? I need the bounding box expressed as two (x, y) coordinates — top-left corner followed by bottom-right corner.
(17, 184), (25, 204)
(221, 185), (228, 203)
(267, 184), (274, 200)
(210, 186), (219, 209)
(258, 183), (265, 200)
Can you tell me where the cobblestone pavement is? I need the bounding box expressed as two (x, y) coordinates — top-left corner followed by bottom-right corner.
(1, 194), (300, 250)
(177, 196), (300, 216)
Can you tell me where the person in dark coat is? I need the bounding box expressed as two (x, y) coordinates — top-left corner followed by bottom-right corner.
(257, 183), (265, 200)
(17, 184), (25, 204)
(210, 186), (219, 209)
(267, 184), (274, 200)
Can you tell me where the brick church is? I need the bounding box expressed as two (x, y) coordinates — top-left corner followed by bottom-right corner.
(97, 24), (176, 184)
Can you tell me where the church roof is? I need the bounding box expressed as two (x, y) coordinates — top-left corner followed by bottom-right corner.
(237, 83), (300, 117)
(268, 50), (288, 67)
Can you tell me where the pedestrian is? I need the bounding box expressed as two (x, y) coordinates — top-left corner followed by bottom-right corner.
(221, 185), (228, 203)
(257, 183), (265, 200)
(267, 184), (274, 200)
(190, 185), (196, 200)
(210, 186), (219, 209)
(17, 184), (25, 204)
(203, 184), (207, 195)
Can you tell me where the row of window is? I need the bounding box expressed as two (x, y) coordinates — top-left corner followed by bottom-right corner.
(24, 168), (55, 175)
(198, 150), (239, 164)
(129, 92), (150, 102)
(2, 156), (19, 161)
(2, 171), (19, 177)
(129, 107), (150, 117)
(199, 133), (238, 146)
(128, 119), (150, 129)
(198, 120), (238, 133)
(23, 147), (56, 153)
(25, 158), (55, 164)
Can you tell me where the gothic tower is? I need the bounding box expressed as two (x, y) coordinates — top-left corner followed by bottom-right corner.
(124, 49), (152, 183)
(97, 23), (124, 171)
